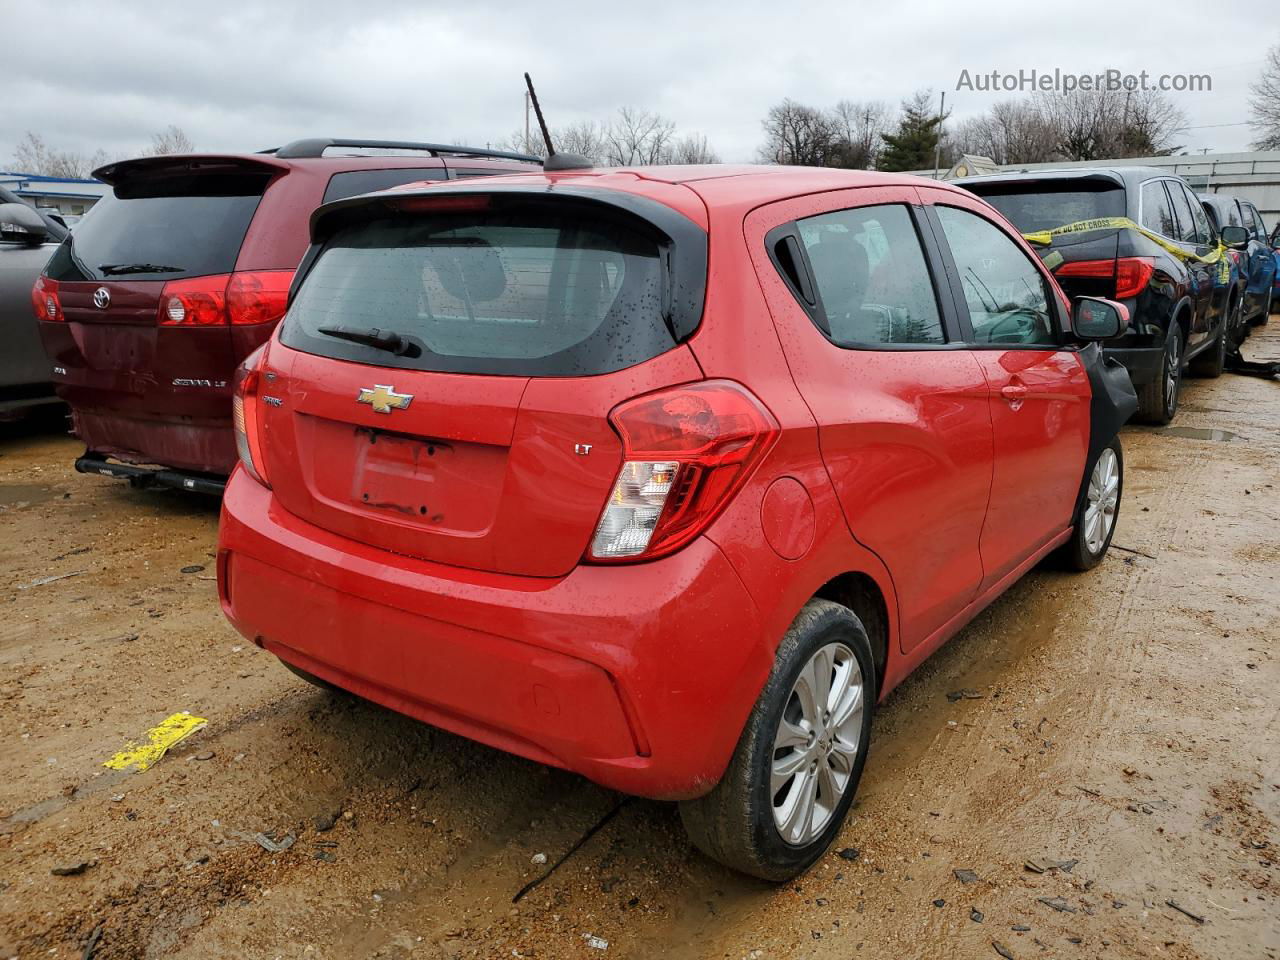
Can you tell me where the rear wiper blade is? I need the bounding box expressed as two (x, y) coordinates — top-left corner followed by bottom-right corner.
(316, 325), (421, 357)
(98, 263), (185, 275)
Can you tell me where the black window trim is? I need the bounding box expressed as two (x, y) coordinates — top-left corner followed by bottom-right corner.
(764, 202), (968, 353)
(922, 202), (1070, 351)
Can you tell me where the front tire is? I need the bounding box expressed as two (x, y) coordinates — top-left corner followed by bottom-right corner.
(1055, 438), (1123, 571)
(1136, 323), (1181, 424)
(1189, 307), (1229, 379)
(679, 600), (874, 881)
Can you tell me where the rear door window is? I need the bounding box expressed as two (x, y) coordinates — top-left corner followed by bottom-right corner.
(1166, 181), (1199, 245)
(794, 204), (945, 345)
(321, 168), (448, 204)
(280, 205), (682, 376)
(1140, 181), (1177, 239)
(43, 173), (269, 282)
(1179, 185), (1212, 245)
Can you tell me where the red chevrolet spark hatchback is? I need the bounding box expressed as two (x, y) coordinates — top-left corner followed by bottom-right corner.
(217, 166), (1137, 879)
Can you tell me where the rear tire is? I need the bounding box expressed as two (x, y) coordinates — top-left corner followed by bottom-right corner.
(679, 600), (874, 881)
(1136, 323), (1181, 424)
(1054, 438), (1123, 571)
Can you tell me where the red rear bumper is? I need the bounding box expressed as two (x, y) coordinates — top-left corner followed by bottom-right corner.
(217, 468), (770, 799)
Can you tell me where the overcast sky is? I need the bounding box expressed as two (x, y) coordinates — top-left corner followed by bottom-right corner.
(5, 0), (1272, 170)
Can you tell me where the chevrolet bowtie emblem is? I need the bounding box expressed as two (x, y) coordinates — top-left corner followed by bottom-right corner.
(356, 384), (413, 414)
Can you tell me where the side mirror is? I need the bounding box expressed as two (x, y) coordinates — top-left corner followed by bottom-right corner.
(1073, 297), (1127, 341)
(0, 202), (49, 243)
(1219, 225), (1249, 250)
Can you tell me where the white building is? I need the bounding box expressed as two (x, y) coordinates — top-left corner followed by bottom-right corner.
(0, 172), (109, 217)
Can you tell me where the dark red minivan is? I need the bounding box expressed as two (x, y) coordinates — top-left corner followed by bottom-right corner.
(218, 166), (1136, 879)
(33, 139), (538, 493)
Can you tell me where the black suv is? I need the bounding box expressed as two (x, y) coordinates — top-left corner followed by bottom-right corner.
(956, 168), (1237, 423)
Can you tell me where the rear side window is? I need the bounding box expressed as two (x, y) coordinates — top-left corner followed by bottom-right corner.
(967, 181), (1125, 233)
(795, 204), (945, 346)
(280, 207), (677, 376)
(43, 173), (268, 282)
(321, 168), (448, 204)
(1140, 182), (1177, 238)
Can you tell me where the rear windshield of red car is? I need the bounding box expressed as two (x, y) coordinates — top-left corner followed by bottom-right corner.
(278, 208), (679, 377)
(965, 180), (1126, 234)
(44, 172), (270, 282)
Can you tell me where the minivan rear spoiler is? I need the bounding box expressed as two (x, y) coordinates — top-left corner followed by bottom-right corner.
(93, 154), (291, 186)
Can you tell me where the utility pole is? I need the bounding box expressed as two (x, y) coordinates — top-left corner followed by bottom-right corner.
(933, 91), (946, 179)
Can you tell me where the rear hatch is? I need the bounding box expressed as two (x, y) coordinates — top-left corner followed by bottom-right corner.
(962, 176), (1133, 300)
(40, 157), (286, 465)
(263, 187), (707, 577)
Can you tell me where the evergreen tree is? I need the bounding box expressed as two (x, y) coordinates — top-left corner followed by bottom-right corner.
(877, 91), (947, 172)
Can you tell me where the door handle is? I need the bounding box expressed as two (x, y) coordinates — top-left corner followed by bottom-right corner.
(1001, 383), (1028, 401)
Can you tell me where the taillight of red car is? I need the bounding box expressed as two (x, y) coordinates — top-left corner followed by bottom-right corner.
(232, 343), (271, 487)
(587, 380), (779, 563)
(1055, 257), (1155, 300)
(31, 276), (63, 322)
(159, 270), (293, 326)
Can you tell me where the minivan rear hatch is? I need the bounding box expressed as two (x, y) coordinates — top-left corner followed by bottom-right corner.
(41, 156), (287, 470)
(263, 185), (707, 577)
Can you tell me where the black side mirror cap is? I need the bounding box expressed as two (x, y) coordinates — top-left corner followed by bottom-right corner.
(0, 201), (50, 243)
(1073, 297), (1127, 341)
(1219, 225), (1250, 250)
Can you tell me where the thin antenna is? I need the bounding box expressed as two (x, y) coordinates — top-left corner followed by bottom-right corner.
(524, 73), (556, 157)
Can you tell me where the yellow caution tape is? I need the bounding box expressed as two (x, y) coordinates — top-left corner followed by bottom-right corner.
(104, 712), (208, 771)
(1023, 216), (1231, 285)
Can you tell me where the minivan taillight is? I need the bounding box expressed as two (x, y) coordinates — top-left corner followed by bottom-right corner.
(32, 276), (62, 322)
(232, 344), (270, 487)
(588, 381), (779, 563)
(1055, 257), (1155, 300)
(159, 271), (293, 326)
(226, 270), (293, 325)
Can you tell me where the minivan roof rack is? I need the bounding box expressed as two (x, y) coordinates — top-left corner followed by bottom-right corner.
(262, 138), (542, 164)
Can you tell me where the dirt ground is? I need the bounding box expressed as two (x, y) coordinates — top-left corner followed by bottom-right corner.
(1, 330), (1277, 960)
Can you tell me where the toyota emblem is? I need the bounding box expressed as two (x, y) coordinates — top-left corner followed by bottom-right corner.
(93, 287), (111, 309)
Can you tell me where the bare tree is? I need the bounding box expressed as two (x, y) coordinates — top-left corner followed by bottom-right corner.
(501, 120), (606, 163)
(759, 99), (843, 166)
(667, 133), (720, 164)
(145, 125), (195, 156)
(603, 107), (676, 166)
(950, 100), (1060, 164)
(830, 100), (892, 169)
(1035, 87), (1184, 160)
(11, 132), (109, 178)
(1249, 43), (1280, 150)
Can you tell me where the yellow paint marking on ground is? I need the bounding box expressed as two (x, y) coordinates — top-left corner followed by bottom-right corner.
(103, 713), (208, 771)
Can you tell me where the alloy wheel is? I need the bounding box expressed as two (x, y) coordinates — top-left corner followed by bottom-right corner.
(1164, 332), (1181, 414)
(1083, 447), (1120, 555)
(771, 642), (864, 846)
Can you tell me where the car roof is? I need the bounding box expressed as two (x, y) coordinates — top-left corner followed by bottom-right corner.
(954, 166), (1174, 191)
(367, 164), (964, 221)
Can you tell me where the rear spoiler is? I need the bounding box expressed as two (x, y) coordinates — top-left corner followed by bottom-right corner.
(954, 170), (1127, 190)
(93, 154), (290, 186)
